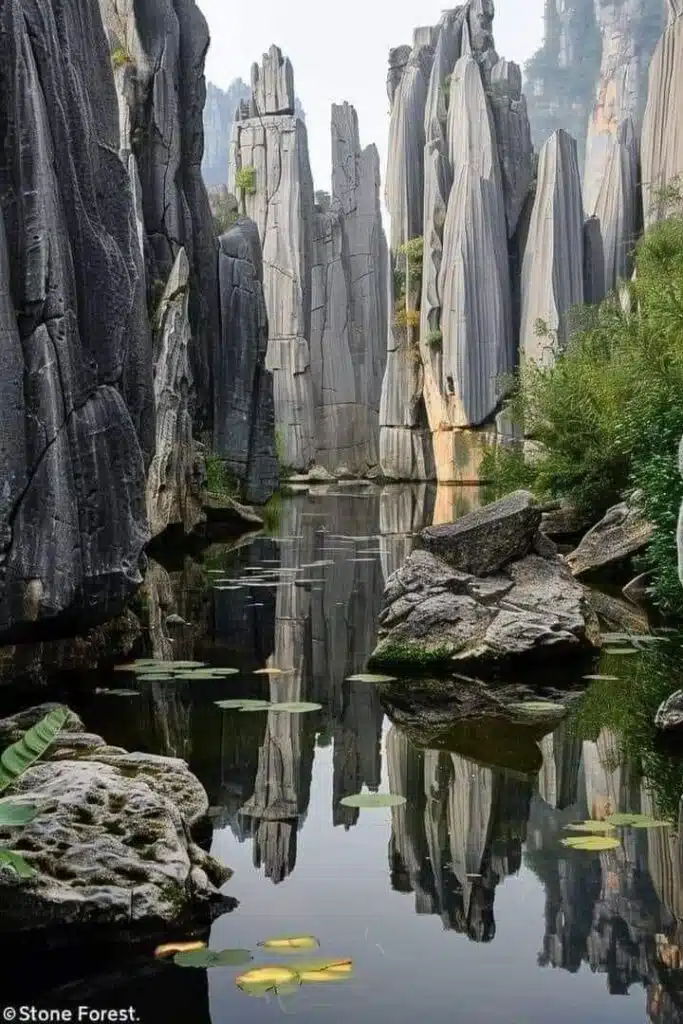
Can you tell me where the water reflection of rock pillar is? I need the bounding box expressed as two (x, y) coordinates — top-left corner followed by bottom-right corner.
(379, 484), (434, 580)
(386, 726), (434, 907)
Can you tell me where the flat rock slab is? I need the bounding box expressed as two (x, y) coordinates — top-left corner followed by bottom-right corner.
(420, 490), (541, 575)
(566, 501), (652, 577)
(0, 705), (233, 933)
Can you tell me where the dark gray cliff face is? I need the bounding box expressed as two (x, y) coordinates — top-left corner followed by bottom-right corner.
(0, 0), (154, 641)
(215, 220), (279, 505)
(101, 0), (219, 434)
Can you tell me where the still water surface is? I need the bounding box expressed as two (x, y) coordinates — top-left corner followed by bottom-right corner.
(4, 485), (683, 1023)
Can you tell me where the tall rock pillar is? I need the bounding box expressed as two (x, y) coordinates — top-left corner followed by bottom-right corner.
(641, 0), (683, 225)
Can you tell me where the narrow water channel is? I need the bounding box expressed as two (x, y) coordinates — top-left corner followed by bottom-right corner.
(3, 485), (683, 1023)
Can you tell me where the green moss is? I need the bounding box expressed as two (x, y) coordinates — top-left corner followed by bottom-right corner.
(204, 454), (239, 500)
(111, 46), (134, 71)
(370, 639), (456, 669)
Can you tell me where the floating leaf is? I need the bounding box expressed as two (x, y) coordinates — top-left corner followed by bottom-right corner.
(603, 648), (640, 656)
(134, 673), (176, 681)
(258, 936), (320, 951)
(346, 674), (397, 684)
(506, 701), (566, 718)
(236, 965), (301, 997)
(560, 835), (621, 851)
(340, 792), (406, 808)
(0, 706), (68, 793)
(563, 821), (617, 834)
(215, 700), (271, 711)
(0, 800), (39, 826)
(97, 689), (141, 697)
(253, 668), (292, 676)
(115, 659), (161, 671)
(269, 702), (323, 714)
(606, 813), (672, 829)
(174, 948), (253, 968)
(297, 959), (353, 984)
(155, 941), (206, 959)
(601, 633), (632, 643)
(0, 849), (37, 877)
(583, 675), (620, 682)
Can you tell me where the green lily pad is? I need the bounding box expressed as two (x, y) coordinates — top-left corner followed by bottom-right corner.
(134, 673), (176, 681)
(215, 700), (271, 711)
(506, 701), (566, 718)
(583, 675), (620, 682)
(603, 648), (640, 656)
(340, 792), (406, 809)
(563, 821), (616, 834)
(269, 702), (323, 714)
(605, 813), (672, 828)
(560, 835), (621, 851)
(99, 689), (141, 697)
(174, 948), (253, 968)
(346, 674), (397, 684)
(601, 633), (632, 643)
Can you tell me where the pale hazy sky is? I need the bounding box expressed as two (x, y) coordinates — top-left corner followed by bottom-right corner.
(198, 0), (546, 194)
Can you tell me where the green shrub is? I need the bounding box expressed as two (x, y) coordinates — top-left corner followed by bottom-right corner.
(235, 166), (257, 195)
(398, 236), (424, 272)
(111, 46), (134, 70)
(483, 216), (683, 613)
(426, 328), (443, 349)
(204, 453), (239, 498)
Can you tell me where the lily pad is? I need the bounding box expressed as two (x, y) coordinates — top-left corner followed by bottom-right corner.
(346, 673), (397, 684)
(583, 675), (620, 682)
(98, 689), (141, 697)
(236, 965), (301, 997)
(340, 792), (406, 809)
(605, 813), (672, 829)
(603, 648), (640, 656)
(269, 702), (323, 714)
(174, 948), (253, 968)
(295, 959), (353, 983)
(215, 700), (271, 711)
(257, 936), (320, 951)
(506, 701), (566, 719)
(133, 673), (176, 681)
(560, 835), (621, 851)
(155, 941), (206, 959)
(563, 821), (617, 834)
(253, 668), (292, 676)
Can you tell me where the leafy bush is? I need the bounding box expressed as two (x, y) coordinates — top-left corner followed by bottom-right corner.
(111, 46), (134, 70)
(235, 167), (257, 196)
(204, 454), (239, 498)
(426, 328), (443, 349)
(393, 307), (420, 330)
(483, 216), (683, 613)
(398, 236), (424, 272)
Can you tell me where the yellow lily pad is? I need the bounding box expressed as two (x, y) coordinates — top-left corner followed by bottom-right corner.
(154, 941), (206, 959)
(563, 821), (617, 834)
(560, 835), (621, 851)
(236, 965), (301, 997)
(257, 935), (320, 951)
(606, 813), (672, 828)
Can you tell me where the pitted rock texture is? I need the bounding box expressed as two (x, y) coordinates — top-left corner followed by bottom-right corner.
(146, 249), (205, 537)
(371, 498), (599, 671)
(566, 500), (654, 577)
(99, 0), (219, 433)
(0, 0), (154, 643)
(641, 1), (683, 225)
(215, 219), (279, 504)
(520, 130), (584, 367)
(0, 705), (233, 931)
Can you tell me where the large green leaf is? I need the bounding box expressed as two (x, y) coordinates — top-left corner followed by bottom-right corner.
(0, 850), (37, 878)
(340, 792), (406, 809)
(606, 813), (672, 828)
(0, 706), (68, 793)
(563, 821), (616, 834)
(560, 835), (621, 851)
(269, 702), (322, 714)
(0, 800), (39, 826)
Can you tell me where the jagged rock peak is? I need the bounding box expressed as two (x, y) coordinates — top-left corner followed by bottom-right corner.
(520, 129), (584, 368)
(251, 44), (295, 116)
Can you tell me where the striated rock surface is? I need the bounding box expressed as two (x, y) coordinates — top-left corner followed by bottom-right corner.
(310, 105), (388, 475)
(583, 215), (607, 305)
(0, 706), (234, 931)
(566, 499), (653, 577)
(371, 492), (599, 669)
(215, 219), (279, 504)
(251, 44), (295, 116)
(642, 1), (683, 225)
(381, 3), (532, 481)
(655, 690), (683, 731)
(146, 250), (205, 537)
(520, 130), (584, 367)
(0, 0), (154, 643)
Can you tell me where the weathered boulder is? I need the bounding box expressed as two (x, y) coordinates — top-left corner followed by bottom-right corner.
(641, 0), (683, 226)
(371, 493), (599, 669)
(421, 491), (541, 575)
(214, 219), (279, 505)
(566, 500), (653, 577)
(655, 690), (683, 732)
(519, 130), (584, 367)
(0, 706), (233, 932)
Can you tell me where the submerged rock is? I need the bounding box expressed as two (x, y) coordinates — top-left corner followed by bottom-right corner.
(566, 500), (653, 577)
(0, 706), (234, 933)
(371, 492), (599, 670)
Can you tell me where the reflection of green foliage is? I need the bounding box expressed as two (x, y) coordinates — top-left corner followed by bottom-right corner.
(481, 217), (683, 613)
(569, 637), (683, 823)
(261, 492), (282, 534)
